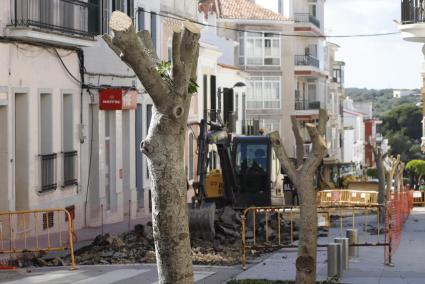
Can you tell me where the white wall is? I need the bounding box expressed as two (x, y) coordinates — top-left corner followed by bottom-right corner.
(0, 42), (82, 223)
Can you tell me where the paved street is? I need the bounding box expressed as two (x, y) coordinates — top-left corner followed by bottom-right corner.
(236, 207), (425, 284)
(0, 264), (241, 284)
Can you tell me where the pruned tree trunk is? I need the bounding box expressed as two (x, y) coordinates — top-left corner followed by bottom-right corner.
(103, 12), (200, 284)
(368, 144), (387, 205)
(269, 109), (328, 284)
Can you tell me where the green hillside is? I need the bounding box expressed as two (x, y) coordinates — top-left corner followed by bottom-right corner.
(345, 88), (421, 117)
(345, 88), (424, 161)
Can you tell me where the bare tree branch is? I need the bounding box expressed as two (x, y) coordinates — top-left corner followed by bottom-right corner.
(268, 131), (297, 183)
(172, 31), (184, 89)
(180, 21), (201, 85)
(302, 123), (327, 176)
(318, 108), (328, 136)
(137, 30), (159, 63)
(103, 11), (168, 108)
(291, 116), (305, 168)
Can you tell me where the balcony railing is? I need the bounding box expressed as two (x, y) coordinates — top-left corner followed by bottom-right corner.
(295, 100), (321, 111)
(401, 0), (425, 24)
(294, 13), (321, 28)
(10, 0), (98, 37)
(294, 55), (320, 68)
(63, 151), (78, 187)
(40, 153), (57, 192)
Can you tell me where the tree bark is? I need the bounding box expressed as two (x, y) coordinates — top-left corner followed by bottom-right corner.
(269, 109), (328, 284)
(104, 11), (200, 284)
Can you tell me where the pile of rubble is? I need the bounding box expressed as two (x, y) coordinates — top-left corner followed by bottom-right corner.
(11, 207), (301, 268)
(72, 207), (244, 266)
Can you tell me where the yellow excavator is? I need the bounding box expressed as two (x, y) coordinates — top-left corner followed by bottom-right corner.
(188, 119), (284, 239)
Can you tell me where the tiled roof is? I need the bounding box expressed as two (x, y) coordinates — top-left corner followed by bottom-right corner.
(216, 0), (290, 21)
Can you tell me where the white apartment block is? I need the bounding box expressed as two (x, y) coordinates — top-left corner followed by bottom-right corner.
(399, 0), (425, 152)
(198, 0), (343, 161)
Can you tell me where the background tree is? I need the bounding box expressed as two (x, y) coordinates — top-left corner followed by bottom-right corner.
(103, 12), (200, 283)
(406, 160), (425, 188)
(380, 104), (424, 161)
(269, 109), (328, 284)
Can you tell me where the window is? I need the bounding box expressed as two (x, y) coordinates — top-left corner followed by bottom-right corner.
(235, 93), (239, 120)
(189, 133), (194, 180)
(309, 4), (317, 17)
(146, 104), (152, 179)
(242, 93), (246, 122)
(112, 0), (125, 12)
(43, 212), (54, 230)
(62, 93), (77, 187)
(235, 143), (269, 174)
(260, 119), (280, 133)
(146, 104), (152, 135)
(40, 93), (53, 155)
(239, 31), (280, 66)
(127, 0), (134, 18)
(62, 94), (73, 152)
(247, 77), (281, 109)
(203, 75), (208, 119)
(151, 12), (157, 50)
(40, 93), (57, 192)
(137, 8), (145, 31)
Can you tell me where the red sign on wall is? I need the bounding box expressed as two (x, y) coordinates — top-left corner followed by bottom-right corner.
(99, 89), (137, 110)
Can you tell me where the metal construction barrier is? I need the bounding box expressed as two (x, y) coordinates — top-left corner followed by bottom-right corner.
(412, 190), (425, 206)
(0, 208), (76, 269)
(240, 204), (387, 270)
(385, 191), (413, 265)
(318, 190), (378, 206)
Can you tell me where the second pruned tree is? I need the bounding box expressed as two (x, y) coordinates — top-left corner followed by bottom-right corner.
(268, 109), (328, 284)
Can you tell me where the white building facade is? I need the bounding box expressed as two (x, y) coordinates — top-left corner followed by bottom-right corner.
(0, 0), (95, 229)
(399, 0), (425, 152)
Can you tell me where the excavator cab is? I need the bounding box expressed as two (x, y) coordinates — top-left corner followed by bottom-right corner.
(188, 120), (284, 239)
(233, 136), (272, 208)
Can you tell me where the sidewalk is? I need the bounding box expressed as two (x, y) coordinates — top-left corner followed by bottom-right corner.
(235, 207), (425, 283)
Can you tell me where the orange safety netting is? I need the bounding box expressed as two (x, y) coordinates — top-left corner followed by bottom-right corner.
(385, 189), (413, 264)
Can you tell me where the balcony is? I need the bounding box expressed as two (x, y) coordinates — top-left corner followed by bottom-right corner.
(295, 55), (320, 68)
(295, 100), (321, 111)
(399, 0), (425, 42)
(294, 13), (321, 29)
(8, 0), (97, 46)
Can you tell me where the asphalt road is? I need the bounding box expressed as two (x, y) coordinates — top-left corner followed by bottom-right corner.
(0, 264), (241, 284)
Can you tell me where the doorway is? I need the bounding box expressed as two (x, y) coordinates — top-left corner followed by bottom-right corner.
(0, 105), (9, 210)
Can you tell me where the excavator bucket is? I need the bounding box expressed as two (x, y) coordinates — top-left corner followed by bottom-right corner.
(188, 202), (216, 241)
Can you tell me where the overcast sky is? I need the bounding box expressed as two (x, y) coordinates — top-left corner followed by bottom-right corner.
(256, 0), (423, 89)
